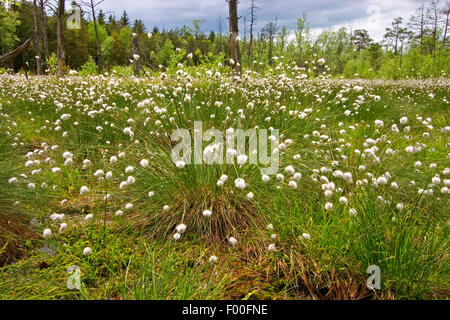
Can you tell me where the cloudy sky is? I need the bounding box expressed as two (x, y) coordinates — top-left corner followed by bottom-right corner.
(96, 0), (425, 41)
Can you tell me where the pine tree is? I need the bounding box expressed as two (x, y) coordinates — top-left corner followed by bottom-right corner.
(97, 9), (105, 25)
(119, 10), (130, 27)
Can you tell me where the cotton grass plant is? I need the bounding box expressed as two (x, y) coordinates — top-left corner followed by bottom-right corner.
(0, 60), (448, 299)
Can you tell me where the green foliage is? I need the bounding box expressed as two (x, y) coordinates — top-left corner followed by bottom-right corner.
(0, 3), (20, 55)
(45, 53), (58, 75)
(156, 39), (175, 67)
(119, 245), (227, 300)
(1, 1), (449, 79)
(88, 21), (108, 45)
(79, 56), (99, 76)
(103, 27), (132, 67)
(112, 65), (133, 76)
(349, 192), (448, 299)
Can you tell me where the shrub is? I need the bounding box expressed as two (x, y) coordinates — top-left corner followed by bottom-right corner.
(79, 56), (99, 76)
(45, 53), (58, 75)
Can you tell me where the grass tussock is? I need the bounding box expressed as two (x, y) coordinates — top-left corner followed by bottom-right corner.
(0, 72), (448, 300)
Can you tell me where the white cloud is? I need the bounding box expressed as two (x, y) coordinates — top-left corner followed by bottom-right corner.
(97, 0), (423, 41)
(310, 0), (421, 41)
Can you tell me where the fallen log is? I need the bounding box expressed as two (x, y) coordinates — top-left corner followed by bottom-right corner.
(0, 38), (32, 67)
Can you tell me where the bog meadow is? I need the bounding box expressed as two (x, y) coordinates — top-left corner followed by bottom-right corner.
(0, 0), (449, 300)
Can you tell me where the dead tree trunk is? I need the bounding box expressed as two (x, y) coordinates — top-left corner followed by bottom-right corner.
(56, 0), (66, 77)
(39, 0), (50, 60)
(420, 4), (425, 53)
(428, 1), (439, 54)
(228, 0), (241, 75)
(262, 19), (278, 66)
(218, 14), (224, 53)
(132, 34), (140, 76)
(0, 38), (32, 67)
(443, 3), (449, 46)
(247, 0), (256, 68)
(33, 0), (42, 75)
(84, 0), (105, 72)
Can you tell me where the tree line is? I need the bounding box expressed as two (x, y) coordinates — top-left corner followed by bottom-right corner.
(0, 0), (449, 78)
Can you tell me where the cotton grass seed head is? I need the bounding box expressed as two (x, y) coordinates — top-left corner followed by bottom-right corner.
(83, 247), (92, 256)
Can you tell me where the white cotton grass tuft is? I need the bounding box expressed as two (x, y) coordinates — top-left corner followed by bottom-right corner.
(125, 166), (134, 174)
(173, 233), (181, 240)
(293, 172), (302, 181)
(140, 159), (149, 167)
(64, 158), (73, 166)
(432, 176), (441, 185)
(59, 223), (68, 233)
(50, 213), (64, 221)
(42, 228), (52, 238)
(176, 224), (187, 234)
(228, 237), (238, 246)
(80, 186), (89, 195)
(202, 209), (212, 217)
(234, 178), (246, 189)
(374, 120), (384, 127)
(176, 160), (186, 168)
(62, 151), (73, 159)
(339, 196), (348, 205)
(8, 177), (17, 184)
(285, 165), (295, 175)
(237, 154), (248, 164)
(125, 203), (133, 210)
(377, 177), (388, 185)
(119, 181), (128, 189)
(83, 247), (92, 256)
(116, 210), (124, 216)
(94, 169), (104, 177)
(209, 255), (218, 263)
(217, 174), (228, 187)
(52, 167), (61, 173)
